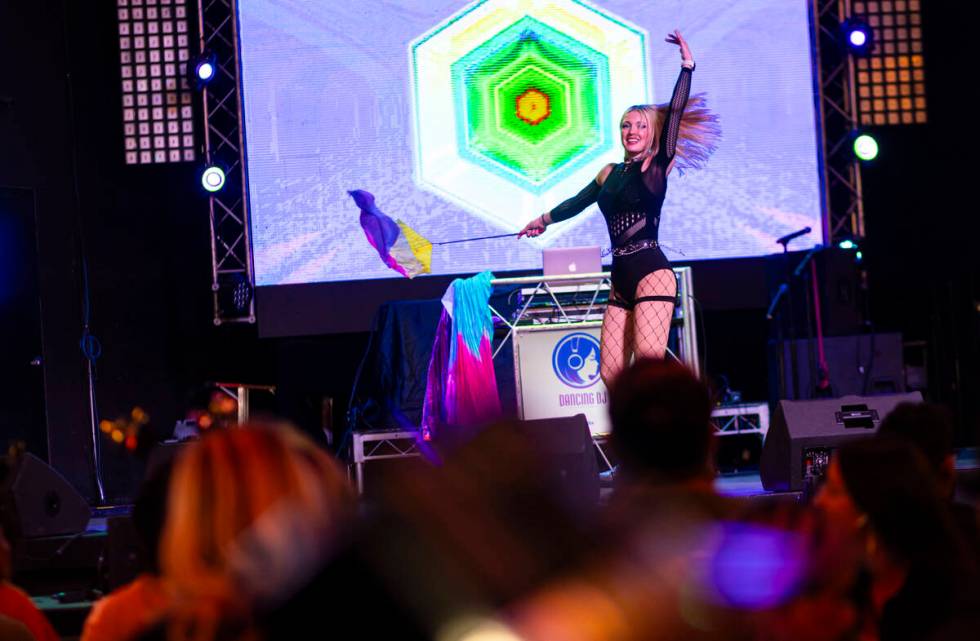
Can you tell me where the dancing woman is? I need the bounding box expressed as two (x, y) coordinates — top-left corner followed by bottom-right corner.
(519, 30), (719, 386)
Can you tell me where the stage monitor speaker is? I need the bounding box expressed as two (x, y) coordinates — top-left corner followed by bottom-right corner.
(760, 392), (922, 492)
(519, 414), (599, 507)
(0, 453), (91, 538)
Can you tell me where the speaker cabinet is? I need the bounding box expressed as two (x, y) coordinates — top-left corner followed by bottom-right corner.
(518, 414), (600, 507)
(1, 453), (90, 538)
(765, 247), (865, 339)
(760, 392), (922, 492)
(769, 332), (905, 402)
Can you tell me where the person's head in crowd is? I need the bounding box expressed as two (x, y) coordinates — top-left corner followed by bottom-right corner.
(78, 459), (174, 641)
(0, 461), (12, 583)
(0, 456), (17, 576)
(608, 358), (715, 485)
(0, 525), (10, 584)
(877, 401), (956, 497)
(814, 438), (973, 639)
(159, 423), (355, 641)
(131, 458), (174, 575)
(742, 503), (862, 641)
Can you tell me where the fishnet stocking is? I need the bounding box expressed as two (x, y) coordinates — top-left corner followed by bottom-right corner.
(600, 288), (633, 388)
(632, 269), (676, 360)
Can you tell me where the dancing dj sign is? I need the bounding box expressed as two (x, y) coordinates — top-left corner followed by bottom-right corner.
(515, 325), (611, 435)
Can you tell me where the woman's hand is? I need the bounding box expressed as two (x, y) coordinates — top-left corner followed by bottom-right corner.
(666, 30), (693, 63)
(518, 215), (548, 238)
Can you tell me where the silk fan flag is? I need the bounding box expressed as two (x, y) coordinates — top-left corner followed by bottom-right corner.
(421, 270), (501, 440)
(349, 189), (432, 278)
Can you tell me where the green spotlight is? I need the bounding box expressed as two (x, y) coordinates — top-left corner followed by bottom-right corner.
(853, 133), (879, 161)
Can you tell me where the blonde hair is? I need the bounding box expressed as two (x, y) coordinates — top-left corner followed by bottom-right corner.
(621, 93), (721, 171)
(159, 424), (354, 641)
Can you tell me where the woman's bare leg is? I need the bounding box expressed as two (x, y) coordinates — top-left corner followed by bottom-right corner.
(600, 288), (634, 388)
(632, 269), (677, 360)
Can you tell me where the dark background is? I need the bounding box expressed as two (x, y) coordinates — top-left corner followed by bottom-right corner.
(0, 1), (975, 502)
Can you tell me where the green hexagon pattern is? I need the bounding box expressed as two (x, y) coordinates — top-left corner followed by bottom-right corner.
(451, 16), (611, 192)
(410, 0), (649, 231)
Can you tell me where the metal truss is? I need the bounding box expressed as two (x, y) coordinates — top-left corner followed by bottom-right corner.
(812, 0), (865, 242)
(710, 403), (770, 439)
(349, 430), (422, 493)
(198, 0), (255, 324)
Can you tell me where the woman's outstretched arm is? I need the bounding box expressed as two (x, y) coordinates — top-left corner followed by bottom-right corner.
(518, 164), (613, 237)
(549, 179), (601, 223)
(660, 30), (695, 162)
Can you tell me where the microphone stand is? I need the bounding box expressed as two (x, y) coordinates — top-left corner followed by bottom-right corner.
(767, 232), (815, 400)
(785, 248), (799, 399)
(774, 237), (800, 398)
(793, 245), (830, 398)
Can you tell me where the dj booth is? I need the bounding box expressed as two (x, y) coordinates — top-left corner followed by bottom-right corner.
(346, 268), (702, 491)
(490, 268), (699, 436)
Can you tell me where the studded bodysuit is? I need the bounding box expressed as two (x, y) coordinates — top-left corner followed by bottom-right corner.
(548, 65), (692, 308)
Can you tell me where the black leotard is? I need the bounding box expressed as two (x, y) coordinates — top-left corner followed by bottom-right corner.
(548, 65), (692, 308)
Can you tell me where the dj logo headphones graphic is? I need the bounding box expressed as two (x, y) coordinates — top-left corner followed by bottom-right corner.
(552, 333), (602, 388)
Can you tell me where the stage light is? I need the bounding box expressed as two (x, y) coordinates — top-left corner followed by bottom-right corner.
(852, 1), (928, 126)
(836, 229), (862, 252)
(216, 272), (254, 316)
(231, 277), (252, 312)
(710, 523), (806, 609)
(853, 133), (879, 161)
(191, 51), (217, 85)
(196, 60), (215, 82)
(201, 165), (226, 192)
(841, 17), (874, 56)
(117, 0), (197, 165)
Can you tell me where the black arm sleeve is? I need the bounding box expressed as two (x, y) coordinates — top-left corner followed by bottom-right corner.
(659, 65), (693, 162)
(548, 179), (600, 223)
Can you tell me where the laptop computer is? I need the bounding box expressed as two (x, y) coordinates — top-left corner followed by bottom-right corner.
(542, 246), (602, 277)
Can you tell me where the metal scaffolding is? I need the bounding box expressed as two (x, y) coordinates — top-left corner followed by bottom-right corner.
(812, 0), (866, 242)
(198, 0), (255, 325)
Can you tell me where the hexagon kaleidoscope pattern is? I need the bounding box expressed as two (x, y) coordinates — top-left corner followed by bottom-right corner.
(411, 0), (649, 234)
(451, 16), (611, 191)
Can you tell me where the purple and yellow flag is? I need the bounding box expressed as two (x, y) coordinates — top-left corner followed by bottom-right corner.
(349, 189), (432, 279)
